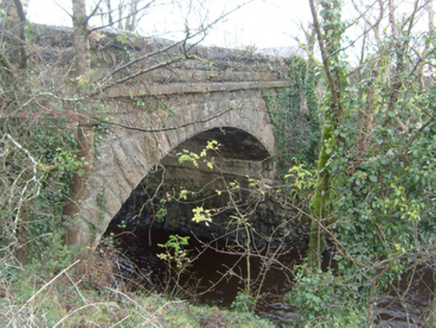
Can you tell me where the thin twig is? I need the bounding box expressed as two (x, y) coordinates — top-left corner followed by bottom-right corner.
(53, 301), (117, 328)
(103, 287), (158, 327)
(8, 259), (81, 326)
(64, 272), (87, 304)
(103, 106), (234, 133)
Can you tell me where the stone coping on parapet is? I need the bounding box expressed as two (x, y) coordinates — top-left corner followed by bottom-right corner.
(107, 80), (291, 97)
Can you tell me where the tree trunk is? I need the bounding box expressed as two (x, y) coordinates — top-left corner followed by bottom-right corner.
(71, 0), (90, 80)
(308, 0), (344, 269)
(309, 125), (332, 268)
(3, 0), (27, 69)
(63, 122), (95, 246)
(63, 0), (94, 254)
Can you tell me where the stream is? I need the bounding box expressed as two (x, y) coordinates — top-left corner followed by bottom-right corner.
(102, 168), (434, 326)
(104, 225), (434, 327)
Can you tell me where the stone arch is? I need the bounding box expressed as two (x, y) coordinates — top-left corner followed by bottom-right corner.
(74, 89), (275, 249)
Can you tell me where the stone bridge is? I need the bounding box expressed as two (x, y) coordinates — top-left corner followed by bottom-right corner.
(41, 27), (291, 248)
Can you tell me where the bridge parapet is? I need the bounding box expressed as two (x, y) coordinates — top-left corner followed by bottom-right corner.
(31, 24), (290, 93)
(87, 28), (291, 90)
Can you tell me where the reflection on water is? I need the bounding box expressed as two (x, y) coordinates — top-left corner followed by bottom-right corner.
(375, 265), (434, 327)
(106, 226), (301, 323)
(105, 226), (434, 327)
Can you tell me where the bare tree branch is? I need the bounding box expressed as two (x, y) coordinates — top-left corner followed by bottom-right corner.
(98, 106), (235, 133)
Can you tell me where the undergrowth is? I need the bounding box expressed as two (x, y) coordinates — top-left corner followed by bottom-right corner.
(0, 247), (275, 328)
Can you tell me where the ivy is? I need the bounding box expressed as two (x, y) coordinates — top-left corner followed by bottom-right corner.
(264, 54), (321, 176)
(286, 0), (436, 325)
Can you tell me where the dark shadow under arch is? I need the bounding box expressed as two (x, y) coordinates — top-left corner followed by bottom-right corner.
(176, 127), (271, 161)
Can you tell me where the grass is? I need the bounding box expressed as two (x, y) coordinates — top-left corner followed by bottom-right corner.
(0, 258), (276, 328)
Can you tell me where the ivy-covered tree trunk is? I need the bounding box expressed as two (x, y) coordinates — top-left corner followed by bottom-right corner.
(63, 0), (95, 250)
(3, 0), (27, 69)
(308, 0), (344, 269)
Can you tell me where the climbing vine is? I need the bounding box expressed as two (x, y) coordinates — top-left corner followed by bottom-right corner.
(285, 0), (436, 325)
(263, 54), (320, 176)
(0, 109), (84, 274)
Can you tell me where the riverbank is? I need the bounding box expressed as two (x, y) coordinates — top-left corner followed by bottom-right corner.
(0, 273), (275, 327)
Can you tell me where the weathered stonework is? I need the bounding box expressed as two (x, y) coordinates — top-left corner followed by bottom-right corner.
(32, 25), (291, 249)
(82, 89), (277, 249)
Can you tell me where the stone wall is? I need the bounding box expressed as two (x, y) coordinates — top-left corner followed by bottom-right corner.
(30, 25), (290, 250)
(80, 87), (277, 250)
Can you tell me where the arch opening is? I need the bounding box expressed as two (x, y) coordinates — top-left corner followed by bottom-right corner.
(106, 126), (278, 244)
(101, 126), (306, 313)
